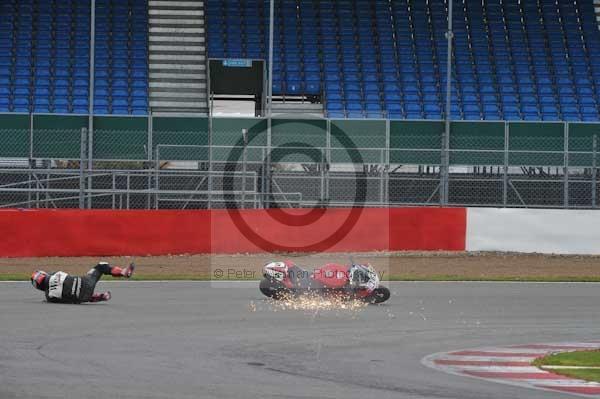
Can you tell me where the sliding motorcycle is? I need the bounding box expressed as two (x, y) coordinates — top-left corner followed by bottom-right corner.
(259, 260), (390, 304)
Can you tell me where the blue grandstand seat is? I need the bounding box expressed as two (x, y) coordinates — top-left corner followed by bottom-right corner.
(2, 0), (600, 120)
(214, 0), (600, 120)
(0, 0), (147, 115)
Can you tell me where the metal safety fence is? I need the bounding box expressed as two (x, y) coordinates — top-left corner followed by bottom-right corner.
(0, 116), (598, 209)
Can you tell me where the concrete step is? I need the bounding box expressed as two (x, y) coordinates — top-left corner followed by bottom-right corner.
(150, 27), (205, 34)
(272, 103), (323, 111)
(149, 18), (204, 25)
(150, 78), (207, 85)
(150, 94), (207, 101)
(150, 9), (204, 16)
(149, 36), (205, 43)
(150, 72), (205, 80)
(150, 90), (206, 96)
(150, 64), (206, 71)
(150, 54), (205, 61)
(150, 91), (206, 98)
(271, 102), (324, 117)
(148, 0), (208, 114)
(150, 44), (206, 52)
(149, 1), (204, 7)
(150, 81), (207, 89)
(150, 68), (205, 74)
(150, 100), (208, 108)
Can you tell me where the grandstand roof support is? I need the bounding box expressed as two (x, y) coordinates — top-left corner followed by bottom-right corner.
(442, 0), (454, 206)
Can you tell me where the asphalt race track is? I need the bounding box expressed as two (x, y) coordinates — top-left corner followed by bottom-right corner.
(1, 281), (599, 399)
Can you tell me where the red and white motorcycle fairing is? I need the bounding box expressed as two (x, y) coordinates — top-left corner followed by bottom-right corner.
(261, 261), (389, 303)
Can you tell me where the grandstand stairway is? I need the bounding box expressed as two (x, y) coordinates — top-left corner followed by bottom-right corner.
(595, 0), (600, 30)
(148, 0), (208, 114)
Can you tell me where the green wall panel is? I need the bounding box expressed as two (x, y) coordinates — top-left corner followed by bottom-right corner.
(271, 119), (326, 146)
(390, 121), (443, 165)
(508, 122), (564, 166)
(0, 115), (594, 169)
(0, 114), (29, 157)
(153, 117), (208, 146)
(568, 123), (600, 167)
(211, 118), (266, 146)
(271, 119), (326, 163)
(153, 117), (209, 161)
(93, 116), (147, 160)
(330, 120), (386, 163)
(211, 117), (267, 163)
(33, 115), (87, 159)
(450, 121), (504, 165)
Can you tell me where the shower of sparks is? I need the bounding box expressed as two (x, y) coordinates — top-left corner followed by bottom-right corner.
(263, 291), (369, 314)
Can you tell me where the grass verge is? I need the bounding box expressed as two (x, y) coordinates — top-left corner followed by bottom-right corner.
(534, 350), (600, 382)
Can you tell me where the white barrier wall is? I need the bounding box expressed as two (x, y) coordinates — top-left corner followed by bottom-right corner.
(467, 208), (600, 255)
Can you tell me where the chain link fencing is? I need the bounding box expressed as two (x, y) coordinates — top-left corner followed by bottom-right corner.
(0, 117), (598, 210)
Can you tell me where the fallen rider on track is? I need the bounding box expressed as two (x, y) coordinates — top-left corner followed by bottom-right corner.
(30, 262), (135, 304)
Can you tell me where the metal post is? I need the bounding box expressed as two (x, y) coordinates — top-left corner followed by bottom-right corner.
(87, 0), (95, 209)
(206, 54), (213, 207)
(503, 121), (509, 206)
(261, 62), (267, 116)
(266, 119), (272, 209)
(207, 87), (213, 209)
(241, 128), (248, 208)
(126, 174), (130, 209)
(320, 147), (325, 205)
(592, 134), (597, 209)
(28, 113), (34, 207)
(79, 127), (87, 209)
(112, 172), (116, 209)
(265, 0), (274, 208)
(268, 0), (274, 118)
(29, 113), (34, 160)
(87, 121), (93, 209)
(325, 118), (331, 202)
(442, 0), (454, 206)
(384, 118), (390, 205)
(46, 171), (50, 208)
(33, 114), (39, 207)
(379, 148), (385, 205)
(148, 112), (153, 209)
(154, 146), (160, 210)
(260, 147), (266, 207)
(563, 122), (569, 208)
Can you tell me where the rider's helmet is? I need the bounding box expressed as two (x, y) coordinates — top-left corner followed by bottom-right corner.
(263, 261), (289, 282)
(31, 270), (49, 291)
(348, 264), (379, 291)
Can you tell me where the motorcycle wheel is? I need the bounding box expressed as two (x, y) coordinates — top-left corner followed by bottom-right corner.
(368, 286), (391, 304)
(259, 278), (288, 300)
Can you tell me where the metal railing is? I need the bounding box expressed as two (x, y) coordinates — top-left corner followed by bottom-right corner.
(0, 120), (598, 209)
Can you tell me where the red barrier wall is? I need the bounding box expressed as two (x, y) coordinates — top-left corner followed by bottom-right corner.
(389, 208), (466, 251)
(0, 208), (466, 257)
(0, 209), (212, 257)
